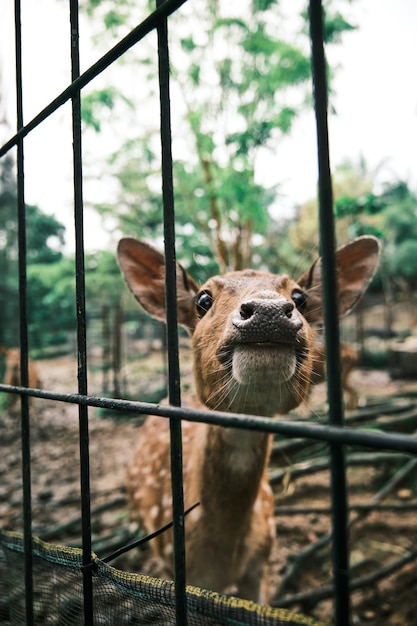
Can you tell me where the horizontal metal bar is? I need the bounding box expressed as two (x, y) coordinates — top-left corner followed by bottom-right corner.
(2, 384), (417, 455)
(275, 503), (417, 515)
(0, 0), (189, 158)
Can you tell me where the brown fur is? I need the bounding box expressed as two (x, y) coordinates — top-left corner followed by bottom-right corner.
(0, 347), (41, 407)
(311, 343), (359, 409)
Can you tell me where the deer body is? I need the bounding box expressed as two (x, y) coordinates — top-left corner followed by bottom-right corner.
(311, 342), (359, 410)
(118, 236), (380, 603)
(129, 416), (274, 598)
(1, 347), (41, 407)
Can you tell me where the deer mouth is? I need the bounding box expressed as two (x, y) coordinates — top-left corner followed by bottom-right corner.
(217, 341), (308, 386)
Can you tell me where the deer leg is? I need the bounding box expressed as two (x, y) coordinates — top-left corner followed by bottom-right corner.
(344, 384), (359, 410)
(236, 561), (270, 604)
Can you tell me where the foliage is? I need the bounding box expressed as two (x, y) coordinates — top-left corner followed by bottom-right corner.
(27, 259), (76, 348)
(300, 159), (417, 293)
(365, 182), (417, 292)
(84, 249), (125, 304)
(26, 250), (127, 350)
(0, 160), (65, 265)
(0, 154), (68, 348)
(0, 157), (18, 326)
(0, 152), (143, 354)
(81, 0), (357, 272)
(82, 88), (133, 133)
(0, 156), (65, 347)
(273, 157), (417, 296)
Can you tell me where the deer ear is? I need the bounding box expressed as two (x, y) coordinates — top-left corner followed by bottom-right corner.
(117, 238), (200, 332)
(297, 236), (381, 323)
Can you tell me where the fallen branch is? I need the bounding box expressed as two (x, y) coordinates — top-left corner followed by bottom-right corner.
(91, 528), (138, 557)
(274, 548), (417, 610)
(271, 398), (416, 465)
(275, 502), (417, 516)
(270, 451), (409, 485)
(375, 410), (417, 434)
(56, 486), (126, 507)
(275, 456), (417, 599)
(40, 496), (126, 540)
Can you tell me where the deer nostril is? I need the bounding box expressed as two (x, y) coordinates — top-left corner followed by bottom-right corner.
(240, 302), (255, 320)
(283, 301), (294, 318)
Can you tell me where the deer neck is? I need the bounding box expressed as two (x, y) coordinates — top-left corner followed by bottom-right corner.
(187, 422), (271, 524)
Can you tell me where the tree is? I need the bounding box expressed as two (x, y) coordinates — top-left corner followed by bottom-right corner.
(27, 258), (76, 349)
(366, 182), (417, 294)
(0, 155), (67, 347)
(276, 155), (417, 300)
(81, 0), (357, 273)
(26, 249), (126, 350)
(328, 160), (417, 294)
(0, 155), (20, 346)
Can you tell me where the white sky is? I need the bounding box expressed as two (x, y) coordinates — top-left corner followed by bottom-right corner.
(0, 0), (416, 251)
(270, 0), (417, 208)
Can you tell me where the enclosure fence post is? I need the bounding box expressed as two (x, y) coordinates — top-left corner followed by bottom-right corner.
(14, 0), (34, 622)
(309, 1), (351, 624)
(70, 1), (94, 623)
(156, 0), (188, 623)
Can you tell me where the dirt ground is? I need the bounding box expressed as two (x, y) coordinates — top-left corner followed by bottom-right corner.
(1, 352), (417, 625)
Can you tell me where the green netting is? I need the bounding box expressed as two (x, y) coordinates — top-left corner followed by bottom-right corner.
(0, 531), (327, 626)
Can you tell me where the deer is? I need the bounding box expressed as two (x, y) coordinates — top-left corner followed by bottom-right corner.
(0, 346), (41, 408)
(311, 342), (359, 410)
(117, 235), (380, 604)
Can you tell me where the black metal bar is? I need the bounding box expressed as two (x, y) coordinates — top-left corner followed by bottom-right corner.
(156, 0), (188, 622)
(14, 1), (33, 623)
(69, 2), (93, 624)
(309, 1), (350, 624)
(102, 503), (199, 564)
(0, 0), (189, 159)
(2, 383), (417, 456)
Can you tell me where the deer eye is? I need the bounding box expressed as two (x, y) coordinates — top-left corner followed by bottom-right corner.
(292, 289), (307, 312)
(196, 290), (214, 317)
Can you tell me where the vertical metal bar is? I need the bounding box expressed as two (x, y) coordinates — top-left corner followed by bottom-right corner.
(69, 2), (94, 623)
(14, 1), (33, 623)
(309, 1), (350, 624)
(156, 1), (188, 623)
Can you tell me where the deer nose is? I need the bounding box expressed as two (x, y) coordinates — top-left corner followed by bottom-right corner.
(232, 298), (303, 343)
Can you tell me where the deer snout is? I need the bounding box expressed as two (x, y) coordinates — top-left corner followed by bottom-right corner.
(232, 297), (303, 344)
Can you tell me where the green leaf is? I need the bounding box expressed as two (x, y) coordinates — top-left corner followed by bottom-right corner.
(251, 0), (278, 12)
(324, 11), (356, 43)
(180, 37), (197, 52)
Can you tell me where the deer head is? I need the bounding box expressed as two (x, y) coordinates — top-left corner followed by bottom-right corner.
(117, 236), (380, 416)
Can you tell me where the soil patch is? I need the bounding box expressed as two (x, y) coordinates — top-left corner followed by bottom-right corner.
(1, 353), (417, 625)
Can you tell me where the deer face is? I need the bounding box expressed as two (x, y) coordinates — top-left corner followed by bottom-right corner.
(191, 271), (314, 415)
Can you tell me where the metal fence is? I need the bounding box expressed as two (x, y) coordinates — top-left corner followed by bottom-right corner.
(1, 1), (416, 625)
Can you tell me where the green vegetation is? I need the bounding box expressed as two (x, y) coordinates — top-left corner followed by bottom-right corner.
(80, 0), (358, 277)
(1, 1), (416, 367)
